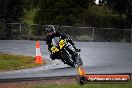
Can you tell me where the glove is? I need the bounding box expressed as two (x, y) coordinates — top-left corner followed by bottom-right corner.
(51, 46), (59, 53)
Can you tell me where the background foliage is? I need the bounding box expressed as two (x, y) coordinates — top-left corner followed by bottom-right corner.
(0, 0), (132, 40)
(0, 0), (131, 28)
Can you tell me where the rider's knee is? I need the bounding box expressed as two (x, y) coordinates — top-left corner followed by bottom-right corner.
(50, 54), (58, 60)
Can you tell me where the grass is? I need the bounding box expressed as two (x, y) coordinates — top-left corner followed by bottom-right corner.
(28, 82), (132, 88)
(0, 53), (45, 71)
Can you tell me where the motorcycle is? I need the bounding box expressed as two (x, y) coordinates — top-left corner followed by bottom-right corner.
(51, 37), (83, 67)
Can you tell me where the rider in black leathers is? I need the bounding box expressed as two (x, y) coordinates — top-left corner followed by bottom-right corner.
(45, 25), (79, 60)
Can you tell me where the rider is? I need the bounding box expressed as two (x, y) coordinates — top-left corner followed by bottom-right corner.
(45, 25), (80, 61)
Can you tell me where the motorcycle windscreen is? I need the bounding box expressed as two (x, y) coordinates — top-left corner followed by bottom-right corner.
(51, 37), (60, 46)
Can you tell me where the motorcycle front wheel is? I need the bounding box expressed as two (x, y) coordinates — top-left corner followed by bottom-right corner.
(61, 49), (75, 67)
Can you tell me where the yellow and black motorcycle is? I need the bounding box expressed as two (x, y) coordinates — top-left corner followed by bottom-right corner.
(51, 37), (83, 67)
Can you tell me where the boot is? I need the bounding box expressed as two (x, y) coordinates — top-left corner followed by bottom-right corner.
(73, 45), (81, 52)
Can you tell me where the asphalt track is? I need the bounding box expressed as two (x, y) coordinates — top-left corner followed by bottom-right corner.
(0, 40), (132, 80)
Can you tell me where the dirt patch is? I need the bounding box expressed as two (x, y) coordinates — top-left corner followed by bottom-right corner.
(0, 77), (76, 88)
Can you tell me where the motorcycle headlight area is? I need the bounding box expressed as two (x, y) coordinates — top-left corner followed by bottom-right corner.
(59, 39), (67, 49)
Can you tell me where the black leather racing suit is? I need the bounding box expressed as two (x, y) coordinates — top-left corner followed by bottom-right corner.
(45, 31), (75, 60)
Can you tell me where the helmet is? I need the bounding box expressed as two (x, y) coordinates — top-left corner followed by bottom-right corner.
(45, 25), (56, 33)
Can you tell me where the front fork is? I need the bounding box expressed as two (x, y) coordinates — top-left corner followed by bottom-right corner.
(66, 42), (79, 63)
(66, 42), (76, 52)
(66, 42), (83, 65)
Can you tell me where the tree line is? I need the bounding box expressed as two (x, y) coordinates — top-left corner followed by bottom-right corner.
(0, 0), (131, 28)
(0, 0), (132, 40)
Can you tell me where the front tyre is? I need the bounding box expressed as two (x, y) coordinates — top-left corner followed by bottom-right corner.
(61, 49), (75, 67)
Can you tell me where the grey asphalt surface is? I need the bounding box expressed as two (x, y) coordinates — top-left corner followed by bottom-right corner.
(0, 40), (132, 79)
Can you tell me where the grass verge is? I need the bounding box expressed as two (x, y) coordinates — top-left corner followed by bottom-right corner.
(28, 82), (132, 88)
(0, 53), (45, 71)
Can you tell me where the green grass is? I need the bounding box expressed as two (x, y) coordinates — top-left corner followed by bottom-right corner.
(28, 82), (132, 88)
(0, 53), (45, 71)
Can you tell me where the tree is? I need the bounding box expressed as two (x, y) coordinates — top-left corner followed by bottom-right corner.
(80, 5), (116, 27)
(0, 0), (26, 39)
(24, 0), (39, 10)
(99, 0), (132, 28)
(0, 0), (25, 23)
(34, 0), (95, 25)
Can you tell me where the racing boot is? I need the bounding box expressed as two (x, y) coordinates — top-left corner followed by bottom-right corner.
(68, 38), (81, 52)
(73, 45), (81, 52)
